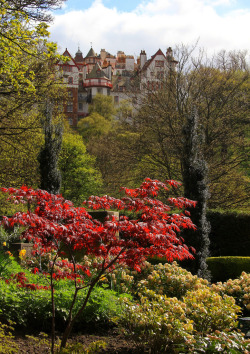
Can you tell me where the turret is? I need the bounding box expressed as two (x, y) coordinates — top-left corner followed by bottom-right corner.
(74, 47), (84, 63)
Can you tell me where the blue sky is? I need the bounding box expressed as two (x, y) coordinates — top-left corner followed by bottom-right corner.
(55, 0), (145, 13)
(55, 0), (250, 13)
(50, 0), (250, 58)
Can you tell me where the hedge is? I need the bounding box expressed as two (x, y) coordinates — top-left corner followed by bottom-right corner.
(207, 210), (250, 257)
(207, 257), (250, 282)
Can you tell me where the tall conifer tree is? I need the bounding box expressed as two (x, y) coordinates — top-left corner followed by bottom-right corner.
(38, 102), (63, 194)
(182, 107), (211, 280)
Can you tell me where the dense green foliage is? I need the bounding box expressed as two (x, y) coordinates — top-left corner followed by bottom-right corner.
(208, 210), (250, 256)
(207, 257), (250, 282)
(0, 252), (250, 352)
(114, 261), (249, 353)
(0, 258), (126, 332)
(59, 132), (103, 204)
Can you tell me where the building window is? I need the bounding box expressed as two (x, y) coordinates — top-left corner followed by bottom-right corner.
(155, 60), (164, 67)
(68, 77), (73, 84)
(78, 102), (83, 111)
(67, 102), (73, 112)
(63, 65), (72, 72)
(68, 117), (73, 125)
(157, 71), (164, 79)
(97, 87), (103, 94)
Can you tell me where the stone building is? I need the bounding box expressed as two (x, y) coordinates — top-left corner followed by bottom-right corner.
(57, 46), (177, 126)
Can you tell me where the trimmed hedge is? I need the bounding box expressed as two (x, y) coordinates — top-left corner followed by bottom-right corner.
(207, 257), (250, 282)
(207, 210), (250, 257)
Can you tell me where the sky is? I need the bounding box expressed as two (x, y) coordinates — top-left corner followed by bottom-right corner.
(49, 0), (250, 59)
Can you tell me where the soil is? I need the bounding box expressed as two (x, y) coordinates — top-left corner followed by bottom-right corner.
(12, 327), (145, 353)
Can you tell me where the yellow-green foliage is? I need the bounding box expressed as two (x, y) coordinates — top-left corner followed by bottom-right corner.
(0, 321), (18, 353)
(137, 261), (209, 299)
(212, 271), (250, 314)
(104, 261), (209, 299)
(119, 292), (194, 353)
(116, 261), (243, 352)
(184, 288), (240, 334)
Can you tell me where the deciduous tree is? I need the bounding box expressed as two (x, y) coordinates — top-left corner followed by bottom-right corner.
(3, 0), (66, 22)
(59, 130), (103, 204)
(1, 178), (196, 351)
(128, 45), (250, 209)
(0, 0), (64, 148)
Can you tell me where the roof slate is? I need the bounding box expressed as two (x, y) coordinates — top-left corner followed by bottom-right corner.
(86, 47), (96, 58)
(86, 63), (109, 79)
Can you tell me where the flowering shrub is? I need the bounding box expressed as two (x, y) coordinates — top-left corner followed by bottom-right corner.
(184, 288), (240, 334)
(116, 262), (243, 352)
(212, 272), (250, 315)
(99, 260), (210, 300)
(118, 291), (194, 353)
(137, 261), (209, 299)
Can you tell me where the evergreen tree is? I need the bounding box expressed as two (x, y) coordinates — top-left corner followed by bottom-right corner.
(38, 102), (63, 194)
(182, 107), (211, 280)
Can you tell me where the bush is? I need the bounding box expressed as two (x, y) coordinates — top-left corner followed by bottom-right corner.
(0, 226), (22, 248)
(0, 320), (18, 353)
(117, 262), (242, 353)
(103, 261), (209, 300)
(118, 292), (194, 353)
(212, 272), (250, 316)
(207, 257), (250, 282)
(136, 261), (209, 300)
(0, 278), (126, 331)
(190, 330), (250, 353)
(207, 210), (250, 257)
(184, 288), (240, 334)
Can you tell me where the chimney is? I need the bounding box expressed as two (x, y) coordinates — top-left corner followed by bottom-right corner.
(140, 50), (147, 69)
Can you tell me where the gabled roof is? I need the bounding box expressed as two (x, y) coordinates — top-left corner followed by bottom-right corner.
(86, 63), (109, 80)
(86, 46), (96, 58)
(141, 48), (166, 71)
(61, 48), (79, 67)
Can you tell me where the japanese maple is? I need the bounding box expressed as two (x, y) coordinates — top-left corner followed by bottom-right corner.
(1, 178), (196, 352)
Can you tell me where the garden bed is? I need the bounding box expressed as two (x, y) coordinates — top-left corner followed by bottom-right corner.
(12, 328), (141, 353)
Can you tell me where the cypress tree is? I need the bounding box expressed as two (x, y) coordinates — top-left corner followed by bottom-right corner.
(38, 101), (63, 194)
(182, 107), (211, 280)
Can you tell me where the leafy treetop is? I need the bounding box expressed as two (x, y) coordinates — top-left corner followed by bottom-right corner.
(1, 178), (196, 271)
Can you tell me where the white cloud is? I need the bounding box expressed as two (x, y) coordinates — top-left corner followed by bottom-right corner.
(49, 0), (250, 58)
